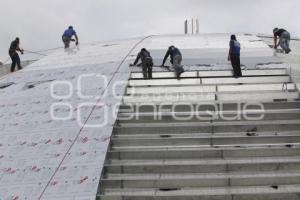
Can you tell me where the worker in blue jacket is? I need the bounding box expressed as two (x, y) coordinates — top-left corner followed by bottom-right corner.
(228, 35), (242, 78)
(62, 26), (79, 48)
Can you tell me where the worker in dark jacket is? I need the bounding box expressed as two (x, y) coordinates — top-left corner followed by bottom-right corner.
(228, 35), (242, 78)
(62, 26), (79, 48)
(273, 28), (291, 54)
(8, 37), (24, 72)
(161, 46), (184, 79)
(130, 48), (153, 79)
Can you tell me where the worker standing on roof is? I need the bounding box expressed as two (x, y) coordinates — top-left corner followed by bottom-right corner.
(8, 37), (24, 72)
(62, 26), (79, 48)
(161, 46), (184, 79)
(130, 48), (153, 79)
(228, 35), (242, 78)
(273, 28), (291, 54)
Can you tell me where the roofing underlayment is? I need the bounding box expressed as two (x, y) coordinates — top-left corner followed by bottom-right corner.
(0, 34), (299, 200)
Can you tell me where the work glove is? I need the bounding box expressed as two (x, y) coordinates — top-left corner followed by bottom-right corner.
(20, 50), (24, 55)
(76, 41), (79, 45)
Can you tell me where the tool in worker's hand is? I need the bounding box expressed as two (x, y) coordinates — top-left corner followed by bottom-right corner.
(23, 50), (47, 56)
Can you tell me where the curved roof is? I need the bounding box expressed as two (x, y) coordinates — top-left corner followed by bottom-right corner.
(0, 34), (292, 199)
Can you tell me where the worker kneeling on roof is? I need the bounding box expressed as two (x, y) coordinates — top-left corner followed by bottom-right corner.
(130, 48), (153, 79)
(161, 46), (184, 79)
(273, 28), (291, 54)
(62, 26), (79, 49)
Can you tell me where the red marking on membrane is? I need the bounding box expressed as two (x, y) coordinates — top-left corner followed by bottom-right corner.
(102, 137), (110, 142)
(5, 168), (12, 172)
(45, 139), (52, 144)
(30, 142), (38, 147)
(20, 142), (27, 146)
(31, 166), (41, 172)
(79, 176), (88, 184)
(8, 169), (16, 174)
(80, 137), (88, 143)
(50, 181), (58, 186)
(60, 167), (67, 171)
(13, 196), (19, 200)
(56, 138), (63, 144)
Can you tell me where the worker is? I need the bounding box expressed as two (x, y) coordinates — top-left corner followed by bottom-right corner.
(62, 26), (79, 48)
(130, 48), (153, 79)
(228, 35), (242, 78)
(8, 37), (24, 72)
(273, 28), (291, 54)
(161, 46), (184, 79)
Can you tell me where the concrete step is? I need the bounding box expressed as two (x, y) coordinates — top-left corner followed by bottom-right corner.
(113, 131), (300, 139)
(218, 83), (296, 92)
(128, 76), (291, 87)
(108, 145), (300, 160)
(131, 71), (198, 79)
(129, 78), (201, 86)
(104, 156), (300, 174)
(130, 69), (288, 79)
(98, 184), (300, 200)
(114, 119), (300, 135)
(216, 91), (299, 102)
(112, 144), (300, 152)
(127, 85), (217, 95)
(123, 93), (216, 103)
(126, 83), (296, 95)
(102, 171), (300, 189)
(119, 101), (300, 113)
(123, 91), (299, 104)
(201, 76), (291, 85)
(111, 134), (300, 147)
(106, 156), (300, 166)
(117, 109), (300, 123)
(114, 124), (300, 135)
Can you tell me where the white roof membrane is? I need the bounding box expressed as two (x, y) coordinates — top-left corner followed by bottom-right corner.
(0, 34), (292, 200)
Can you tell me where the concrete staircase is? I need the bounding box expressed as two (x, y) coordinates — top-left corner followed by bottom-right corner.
(97, 68), (300, 200)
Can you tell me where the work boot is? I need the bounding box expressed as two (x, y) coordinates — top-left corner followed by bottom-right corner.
(286, 49), (291, 54)
(176, 70), (184, 80)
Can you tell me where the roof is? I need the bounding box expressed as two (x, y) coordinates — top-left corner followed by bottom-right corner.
(0, 34), (298, 200)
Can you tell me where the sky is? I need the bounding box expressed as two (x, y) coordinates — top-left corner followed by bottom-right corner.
(0, 0), (299, 62)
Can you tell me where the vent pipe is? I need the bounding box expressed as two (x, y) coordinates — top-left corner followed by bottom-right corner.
(184, 20), (188, 34)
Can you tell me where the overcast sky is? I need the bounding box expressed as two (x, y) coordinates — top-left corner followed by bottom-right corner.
(0, 0), (299, 62)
